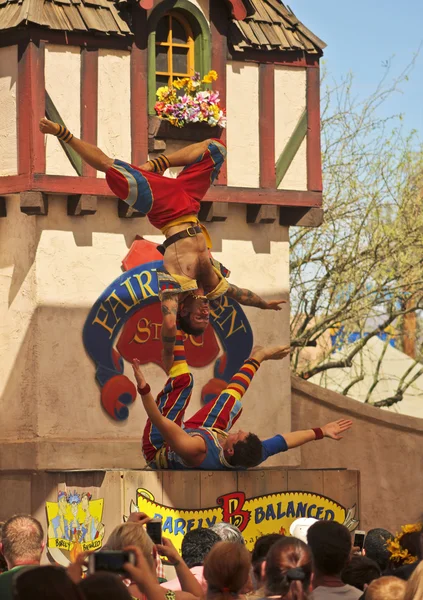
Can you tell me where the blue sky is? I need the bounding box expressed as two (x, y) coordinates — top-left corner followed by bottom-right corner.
(294, 0), (423, 142)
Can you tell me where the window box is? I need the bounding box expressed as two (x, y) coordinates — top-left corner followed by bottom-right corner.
(148, 115), (223, 143)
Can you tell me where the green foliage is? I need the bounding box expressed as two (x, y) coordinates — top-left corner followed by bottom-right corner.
(290, 67), (423, 405)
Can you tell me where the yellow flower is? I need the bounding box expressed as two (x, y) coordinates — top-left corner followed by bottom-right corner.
(173, 77), (189, 90)
(156, 86), (170, 101)
(202, 70), (218, 84)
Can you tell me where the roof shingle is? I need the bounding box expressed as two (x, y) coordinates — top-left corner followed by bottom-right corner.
(0, 0), (131, 34)
(0, 0), (324, 54)
(229, 0), (326, 54)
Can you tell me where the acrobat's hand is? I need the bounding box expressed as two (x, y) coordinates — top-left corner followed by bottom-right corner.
(39, 117), (60, 136)
(132, 359), (147, 389)
(263, 299), (287, 311)
(322, 419), (353, 441)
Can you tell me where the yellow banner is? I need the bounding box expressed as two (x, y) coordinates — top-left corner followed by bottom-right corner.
(136, 489), (350, 552)
(46, 493), (105, 565)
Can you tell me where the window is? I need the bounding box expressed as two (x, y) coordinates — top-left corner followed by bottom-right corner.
(148, 0), (211, 114)
(155, 13), (195, 91)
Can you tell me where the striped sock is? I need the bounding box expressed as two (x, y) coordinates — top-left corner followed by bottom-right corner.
(225, 358), (260, 400)
(172, 330), (186, 368)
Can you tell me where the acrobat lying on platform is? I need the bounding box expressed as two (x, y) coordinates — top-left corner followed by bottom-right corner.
(39, 118), (285, 371)
(131, 337), (353, 470)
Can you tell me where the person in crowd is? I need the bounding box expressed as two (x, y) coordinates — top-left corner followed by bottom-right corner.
(250, 533), (285, 599)
(404, 560), (423, 600)
(210, 523), (245, 545)
(203, 541), (251, 600)
(362, 528), (393, 572)
(79, 572), (132, 600)
(290, 518), (318, 544)
(365, 576), (406, 600)
(105, 522), (202, 599)
(124, 545), (201, 600)
(307, 520), (362, 599)
(0, 515), (44, 600)
(387, 523), (422, 580)
(262, 536), (313, 600)
(12, 565), (84, 600)
(162, 527), (220, 591)
(341, 555), (381, 591)
(0, 522), (8, 573)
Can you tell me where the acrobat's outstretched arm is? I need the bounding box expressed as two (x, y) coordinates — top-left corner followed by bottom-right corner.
(261, 419), (353, 462)
(226, 283), (286, 311)
(39, 117), (114, 173)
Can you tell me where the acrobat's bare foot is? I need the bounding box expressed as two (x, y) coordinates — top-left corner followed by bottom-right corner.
(251, 345), (291, 363)
(39, 117), (60, 136)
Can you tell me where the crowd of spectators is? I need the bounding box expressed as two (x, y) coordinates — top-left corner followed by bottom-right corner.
(0, 511), (422, 600)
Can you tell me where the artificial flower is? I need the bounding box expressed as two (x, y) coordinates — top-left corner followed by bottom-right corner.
(154, 71), (226, 129)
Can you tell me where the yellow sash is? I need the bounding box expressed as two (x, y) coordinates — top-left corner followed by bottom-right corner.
(160, 216), (213, 249)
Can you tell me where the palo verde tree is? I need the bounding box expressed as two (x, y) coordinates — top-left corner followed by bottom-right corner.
(290, 65), (423, 407)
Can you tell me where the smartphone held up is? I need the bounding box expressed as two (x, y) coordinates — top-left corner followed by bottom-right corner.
(146, 518), (163, 545)
(88, 550), (136, 575)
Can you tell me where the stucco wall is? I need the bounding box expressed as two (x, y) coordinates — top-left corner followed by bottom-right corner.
(274, 66), (307, 191)
(0, 45), (18, 176)
(226, 61), (260, 188)
(0, 197), (293, 470)
(292, 376), (423, 533)
(97, 50), (131, 177)
(45, 45), (81, 176)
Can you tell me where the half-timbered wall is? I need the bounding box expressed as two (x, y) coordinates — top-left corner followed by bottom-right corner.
(274, 66), (307, 191)
(45, 45), (81, 176)
(97, 49), (131, 176)
(0, 45), (18, 176)
(226, 62), (260, 188)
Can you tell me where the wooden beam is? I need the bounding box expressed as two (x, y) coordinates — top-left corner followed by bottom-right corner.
(246, 204), (278, 224)
(20, 191), (48, 215)
(131, 4), (148, 165)
(81, 48), (98, 177)
(275, 109), (307, 188)
(280, 207), (323, 227)
(259, 63), (275, 188)
(118, 201), (145, 219)
(198, 201), (228, 222)
(148, 138), (167, 153)
(32, 174), (110, 196)
(0, 175), (32, 195)
(228, 49), (321, 67)
(18, 40), (45, 175)
(0, 197), (6, 217)
(29, 174), (322, 207)
(306, 66), (322, 192)
(67, 195), (97, 216)
(211, 1), (228, 185)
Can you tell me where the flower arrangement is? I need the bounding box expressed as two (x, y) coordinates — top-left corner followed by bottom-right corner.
(155, 71), (226, 129)
(387, 523), (423, 565)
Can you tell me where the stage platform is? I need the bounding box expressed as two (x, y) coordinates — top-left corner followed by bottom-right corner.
(0, 468), (360, 562)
